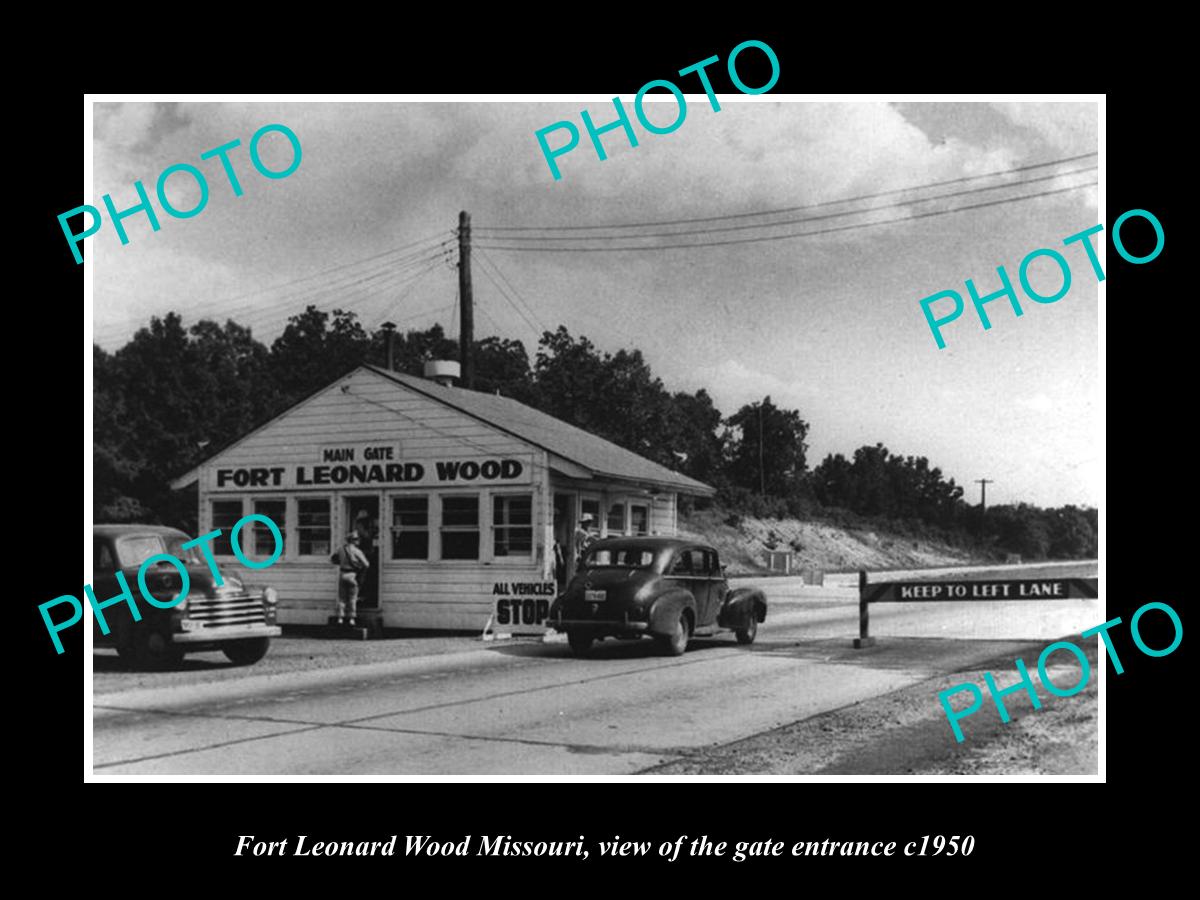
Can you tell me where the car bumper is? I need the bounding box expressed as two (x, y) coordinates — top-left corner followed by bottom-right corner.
(549, 611), (649, 633)
(173, 624), (281, 643)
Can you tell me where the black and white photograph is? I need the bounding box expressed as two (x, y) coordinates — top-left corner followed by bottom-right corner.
(82, 94), (1106, 778)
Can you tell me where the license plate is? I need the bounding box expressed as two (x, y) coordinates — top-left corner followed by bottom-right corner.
(584, 590), (606, 603)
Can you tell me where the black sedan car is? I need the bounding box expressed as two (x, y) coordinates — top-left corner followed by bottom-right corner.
(548, 537), (766, 656)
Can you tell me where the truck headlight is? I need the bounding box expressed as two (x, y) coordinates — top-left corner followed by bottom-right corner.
(262, 587), (279, 606)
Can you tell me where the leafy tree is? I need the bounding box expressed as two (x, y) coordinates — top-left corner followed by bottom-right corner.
(660, 389), (728, 487)
(269, 306), (371, 404)
(724, 397), (810, 496)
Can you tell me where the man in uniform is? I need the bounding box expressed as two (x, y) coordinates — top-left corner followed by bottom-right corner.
(332, 531), (370, 627)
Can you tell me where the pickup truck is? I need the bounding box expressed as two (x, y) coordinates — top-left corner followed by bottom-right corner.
(93, 523), (281, 668)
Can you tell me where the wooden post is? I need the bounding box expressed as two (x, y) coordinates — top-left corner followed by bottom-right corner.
(458, 210), (474, 389)
(853, 569), (875, 648)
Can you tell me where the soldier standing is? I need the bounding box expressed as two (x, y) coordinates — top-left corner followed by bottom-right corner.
(332, 531), (370, 626)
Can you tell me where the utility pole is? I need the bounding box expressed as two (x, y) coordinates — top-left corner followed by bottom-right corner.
(380, 321), (396, 371)
(458, 210), (474, 389)
(975, 478), (993, 514)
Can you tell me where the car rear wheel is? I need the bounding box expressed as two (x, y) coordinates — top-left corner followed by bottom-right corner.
(567, 630), (592, 655)
(735, 613), (758, 645)
(223, 638), (271, 666)
(659, 610), (692, 657)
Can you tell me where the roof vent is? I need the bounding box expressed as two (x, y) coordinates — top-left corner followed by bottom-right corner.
(423, 359), (461, 387)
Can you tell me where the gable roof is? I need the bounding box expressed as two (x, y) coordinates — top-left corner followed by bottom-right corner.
(173, 364), (714, 496)
(364, 365), (714, 496)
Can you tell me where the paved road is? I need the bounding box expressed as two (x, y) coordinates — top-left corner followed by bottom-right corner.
(92, 578), (1102, 775)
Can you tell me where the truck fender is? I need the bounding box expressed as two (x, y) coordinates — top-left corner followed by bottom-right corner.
(719, 587), (766, 630)
(648, 589), (697, 637)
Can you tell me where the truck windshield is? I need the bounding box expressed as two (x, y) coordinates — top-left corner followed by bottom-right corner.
(115, 534), (205, 569)
(582, 548), (656, 569)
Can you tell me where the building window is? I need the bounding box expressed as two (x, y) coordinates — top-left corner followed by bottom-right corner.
(493, 494), (533, 557)
(297, 498), (331, 557)
(606, 501), (626, 535)
(440, 495), (479, 560)
(211, 499), (243, 555)
(391, 495), (429, 560)
(630, 504), (649, 536)
(253, 499), (287, 559)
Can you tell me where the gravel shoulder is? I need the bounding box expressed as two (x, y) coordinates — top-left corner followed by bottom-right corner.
(644, 637), (1099, 776)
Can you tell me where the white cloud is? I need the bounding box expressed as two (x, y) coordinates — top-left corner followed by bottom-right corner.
(1016, 394), (1054, 412)
(990, 102), (1098, 155)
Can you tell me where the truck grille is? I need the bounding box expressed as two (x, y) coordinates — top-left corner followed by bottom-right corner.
(186, 595), (266, 628)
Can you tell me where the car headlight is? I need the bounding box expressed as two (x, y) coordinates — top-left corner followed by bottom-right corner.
(262, 587), (279, 606)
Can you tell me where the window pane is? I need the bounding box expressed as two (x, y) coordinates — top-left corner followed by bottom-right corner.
(494, 528), (533, 556)
(442, 530), (479, 560)
(630, 505), (649, 536)
(297, 498), (331, 556)
(442, 496), (479, 527)
(254, 500), (286, 557)
(493, 495), (531, 525)
(394, 496), (428, 527)
(441, 495), (480, 560)
(393, 530), (429, 560)
(212, 500), (242, 555)
(494, 495), (533, 557)
(606, 502), (625, 534)
(392, 496), (429, 560)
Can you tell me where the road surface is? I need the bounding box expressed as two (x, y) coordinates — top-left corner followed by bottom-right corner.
(92, 578), (1101, 775)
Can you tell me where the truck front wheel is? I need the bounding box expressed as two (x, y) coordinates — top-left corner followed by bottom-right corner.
(223, 638), (272, 666)
(134, 628), (184, 670)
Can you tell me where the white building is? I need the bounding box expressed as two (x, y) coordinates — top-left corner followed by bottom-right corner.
(172, 364), (714, 632)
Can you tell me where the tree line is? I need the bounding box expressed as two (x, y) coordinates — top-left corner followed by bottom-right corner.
(94, 305), (1097, 561)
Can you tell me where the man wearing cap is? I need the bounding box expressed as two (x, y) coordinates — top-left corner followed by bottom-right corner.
(573, 514), (597, 570)
(332, 531), (370, 627)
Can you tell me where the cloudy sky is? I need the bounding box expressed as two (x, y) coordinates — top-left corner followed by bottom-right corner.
(91, 99), (1100, 508)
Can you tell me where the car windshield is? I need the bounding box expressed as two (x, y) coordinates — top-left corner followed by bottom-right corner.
(115, 533), (205, 569)
(582, 547), (657, 569)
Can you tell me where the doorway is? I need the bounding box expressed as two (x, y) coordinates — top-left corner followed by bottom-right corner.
(345, 495), (380, 608)
(553, 493), (573, 588)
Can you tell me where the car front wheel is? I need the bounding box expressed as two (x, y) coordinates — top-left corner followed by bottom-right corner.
(735, 614), (758, 645)
(659, 611), (691, 657)
(223, 638), (271, 666)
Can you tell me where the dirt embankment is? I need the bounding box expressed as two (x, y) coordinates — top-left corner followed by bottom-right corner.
(678, 507), (978, 576)
(645, 638), (1099, 776)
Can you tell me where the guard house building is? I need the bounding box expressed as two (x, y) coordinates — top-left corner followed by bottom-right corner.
(172, 364), (714, 632)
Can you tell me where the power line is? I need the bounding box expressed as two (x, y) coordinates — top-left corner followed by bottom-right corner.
(476, 152), (1097, 233)
(474, 166), (1096, 244)
(94, 245), (456, 344)
(96, 255), (454, 347)
(474, 254), (542, 340)
(477, 181), (1097, 253)
(183, 230), (453, 309)
(475, 248), (548, 332)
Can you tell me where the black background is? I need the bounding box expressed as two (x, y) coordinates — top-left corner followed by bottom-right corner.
(25, 24), (1180, 883)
